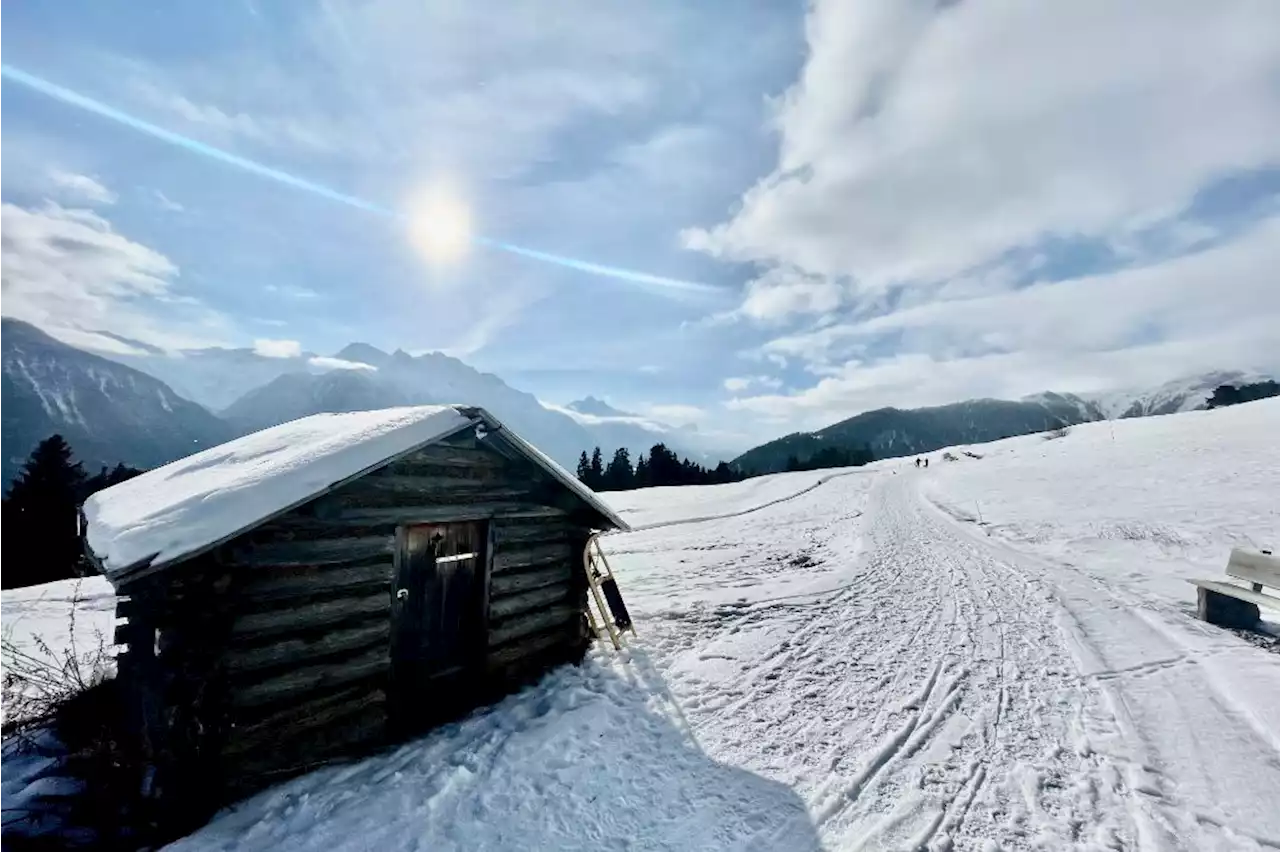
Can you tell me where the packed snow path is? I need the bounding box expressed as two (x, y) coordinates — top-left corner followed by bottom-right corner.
(164, 405), (1280, 851)
(617, 473), (1280, 851)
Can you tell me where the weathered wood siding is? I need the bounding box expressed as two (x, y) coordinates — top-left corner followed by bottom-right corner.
(115, 432), (595, 809)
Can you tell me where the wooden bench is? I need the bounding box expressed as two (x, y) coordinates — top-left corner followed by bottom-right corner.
(1189, 548), (1280, 628)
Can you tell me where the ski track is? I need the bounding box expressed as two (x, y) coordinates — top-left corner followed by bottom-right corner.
(616, 472), (1280, 852)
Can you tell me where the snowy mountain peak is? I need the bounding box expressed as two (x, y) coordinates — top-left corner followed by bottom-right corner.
(566, 396), (636, 418)
(332, 342), (391, 368)
(1087, 370), (1273, 419)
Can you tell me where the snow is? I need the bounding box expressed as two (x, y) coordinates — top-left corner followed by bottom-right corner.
(8, 400), (1280, 850)
(604, 467), (871, 530)
(83, 406), (472, 578)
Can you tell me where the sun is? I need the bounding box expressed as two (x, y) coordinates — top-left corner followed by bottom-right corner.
(405, 182), (473, 266)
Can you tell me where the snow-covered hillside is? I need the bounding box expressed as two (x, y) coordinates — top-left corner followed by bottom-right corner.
(1087, 369), (1273, 419)
(5, 400), (1278, 850)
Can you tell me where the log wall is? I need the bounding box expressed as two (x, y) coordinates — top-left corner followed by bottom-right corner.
(114, 432), (596, 811)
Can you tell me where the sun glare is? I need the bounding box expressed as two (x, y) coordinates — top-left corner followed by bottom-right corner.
(406, 182), (473, 266)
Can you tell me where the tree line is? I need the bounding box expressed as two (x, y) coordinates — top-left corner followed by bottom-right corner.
(2, 435), (142, 589)
(783, 445), (874, 473)
(575, 443), (747, 491)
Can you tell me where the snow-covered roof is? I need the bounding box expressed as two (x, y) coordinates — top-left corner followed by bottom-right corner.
(83, 404), (628, 582)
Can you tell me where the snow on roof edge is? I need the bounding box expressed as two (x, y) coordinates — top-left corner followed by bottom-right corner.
(85, 404), (627, 585)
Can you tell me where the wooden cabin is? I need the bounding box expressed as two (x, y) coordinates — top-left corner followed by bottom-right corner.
(81, 404), (628, 825)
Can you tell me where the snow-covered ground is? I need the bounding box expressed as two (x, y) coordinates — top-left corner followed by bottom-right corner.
(604, 467), (871, 530)
(6, 400), (1280, 850)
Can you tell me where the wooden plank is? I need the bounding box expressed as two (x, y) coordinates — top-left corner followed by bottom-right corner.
(224, 685), (386, 755)
(238, 562), (393, 602)
(230, 590), (390, 640)
(490, 562), (574, 597)
(488, 604), (582, 647)
(489, 581), (573, 621)
(1188, 579), (1280, 611)
(230, 643), (390, 709)
(493, 542), (574, 573)
(226, 620), (390, 674)
(1226, 548), (1280, 589)
(229, 536), (394, 568)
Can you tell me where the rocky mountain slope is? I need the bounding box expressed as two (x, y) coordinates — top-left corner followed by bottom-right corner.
(2, 319), (231, 485)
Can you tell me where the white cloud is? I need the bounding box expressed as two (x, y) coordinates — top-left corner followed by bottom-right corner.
(309, 355), (376, 371)
(723, 375), (783, 393)
(153, 190), (185, 212)
(49, 170), (117, 205)
(732, 218), (1280, 428)
(252, 338), (303, 358)
(688, 0), (1280, 293)
(0, 201), (230, 351)
(640, 403), (707, 427)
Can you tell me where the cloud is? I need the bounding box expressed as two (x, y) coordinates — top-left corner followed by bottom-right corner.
(687, 0), (1280, 293)
(723, 375), (783, 393)
(0, 201), (230, 351)
(731, 217), (1280, 428)
(153, 190), (185, 212)
(49, 170), (117, 205)
(264, 283), (320, 300)
(309, 355), (376, 371)
(252, 338), (303, 358)
(640, 403), (707, 427)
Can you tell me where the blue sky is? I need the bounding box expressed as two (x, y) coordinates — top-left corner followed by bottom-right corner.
(3, 0), (1279, 447)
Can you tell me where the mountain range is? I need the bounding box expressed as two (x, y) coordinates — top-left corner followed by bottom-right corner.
(732, 370), (1273, 474)
(1, 320), (730, 485)
(2, 319), (232, 485)
(3, 317), (1270, 486)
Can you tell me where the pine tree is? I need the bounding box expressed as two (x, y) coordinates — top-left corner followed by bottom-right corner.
(575, 450), (592, 484)
(2, 435), (88, 588)
(588, 447), (605, 490)
(634, 454), (650, 489)
(604, 447), (634, 491)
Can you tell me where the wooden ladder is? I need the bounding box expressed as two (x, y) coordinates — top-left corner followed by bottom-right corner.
(583, 533), (636, 651)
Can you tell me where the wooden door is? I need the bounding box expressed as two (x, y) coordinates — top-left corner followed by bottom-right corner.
(390, 521), (488, 728)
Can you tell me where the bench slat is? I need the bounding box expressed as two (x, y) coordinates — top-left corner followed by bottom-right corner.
(1226, 548), (1280, 590)
(1188, 579), (1280, 612)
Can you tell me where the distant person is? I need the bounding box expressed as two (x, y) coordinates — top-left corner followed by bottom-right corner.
(914, 458), (920, 468)
(924, 458), (929, 468)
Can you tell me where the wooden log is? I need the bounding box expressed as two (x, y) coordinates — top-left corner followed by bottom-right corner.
(230, 590), (389, 640)
(390, 444), (509, 470)
(492, 521), (576, 547)
(488, 581), (573, 621)
(490, 562), (574, 597)
(488, 603), (582, 648)
(228, 536), (395, 568)
(237, 561), (393, 603)
(346, 480), (534, 508)
(224, 684), (386, 755)
(225, 620), (390, 674)
(486, 621), (581, 670)
(224, 699), (388, 781)
(325, 503), (567, 527)
(493, 542), (575, 573)
(229, 643), (390, 709)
